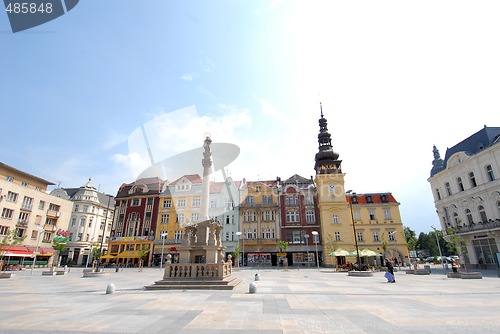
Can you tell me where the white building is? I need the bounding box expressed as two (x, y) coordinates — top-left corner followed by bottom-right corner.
(50, 179), (115, 266)
(428, 126), (500, 268)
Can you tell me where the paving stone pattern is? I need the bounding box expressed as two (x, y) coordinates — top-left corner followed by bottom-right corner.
(0, 265), (499, 333)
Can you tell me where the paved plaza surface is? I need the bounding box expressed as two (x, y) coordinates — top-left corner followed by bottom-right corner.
(0, 265), (499, 334)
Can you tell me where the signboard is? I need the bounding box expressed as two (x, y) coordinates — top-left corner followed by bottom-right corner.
(409, 250), (417, 258)
(277, 252), (287, 257)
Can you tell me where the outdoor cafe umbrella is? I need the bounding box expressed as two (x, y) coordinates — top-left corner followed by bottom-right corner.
(329, 248), (352, 257)
(357, 248), (383, 257)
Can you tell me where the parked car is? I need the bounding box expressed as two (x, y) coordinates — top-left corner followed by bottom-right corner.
(425, 256), (435, 263)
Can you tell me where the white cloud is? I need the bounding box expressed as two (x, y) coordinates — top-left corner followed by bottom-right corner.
(181, 73), (194, 81)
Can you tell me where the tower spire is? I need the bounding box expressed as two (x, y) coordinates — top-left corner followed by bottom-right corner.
(314, 105), (341, 174)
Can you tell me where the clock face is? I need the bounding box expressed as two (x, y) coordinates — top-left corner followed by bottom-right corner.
(329, 185), (336, 192)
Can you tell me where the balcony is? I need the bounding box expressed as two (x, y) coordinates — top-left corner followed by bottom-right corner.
(44, 224), (57, 232)
(16, 220), (28, 227)
(455, 219), (500, 234)
(46, 210), (60, 218)
(21, 204), (33, 211)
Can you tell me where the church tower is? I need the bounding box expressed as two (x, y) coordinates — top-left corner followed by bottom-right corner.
(313, 104), (353, 267)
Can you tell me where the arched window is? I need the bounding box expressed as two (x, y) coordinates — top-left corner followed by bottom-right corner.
(465, 209), (473, 225)
(457, 177), (464, 191)
(478, 205), (487, 223)
(453, 212), (459, 226)
(485, 165), (495, 182)
(445, 182), (452, 196)
(469, 172), (477, 187)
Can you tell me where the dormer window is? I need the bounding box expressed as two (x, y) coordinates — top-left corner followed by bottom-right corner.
(366, 195), (373, 203)
(352, 196), (358, 204)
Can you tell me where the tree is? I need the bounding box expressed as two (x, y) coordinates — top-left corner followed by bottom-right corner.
(232, 243), (241, 268)
(276, 240), (288, 252)
(404, 227), (417, 252)
(446, 226), (468, 272)
(0, 230), (26, 272)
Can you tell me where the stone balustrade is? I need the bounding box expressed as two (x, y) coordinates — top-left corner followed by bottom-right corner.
(163, 263), (232, 280)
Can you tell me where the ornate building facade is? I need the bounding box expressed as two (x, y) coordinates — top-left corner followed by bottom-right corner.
(428, 126), (500, 267)
(50, 179), (115, 266)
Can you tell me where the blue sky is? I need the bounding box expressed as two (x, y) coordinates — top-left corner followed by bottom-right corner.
(1, 0), (500, 235)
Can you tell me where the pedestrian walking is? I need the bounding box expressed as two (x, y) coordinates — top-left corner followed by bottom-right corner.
(385, 258), (395, 283)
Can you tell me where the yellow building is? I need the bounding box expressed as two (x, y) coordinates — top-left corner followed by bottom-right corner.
(313, 107), (409, 268)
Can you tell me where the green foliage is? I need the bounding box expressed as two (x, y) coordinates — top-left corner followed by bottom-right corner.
(138, 245), (150, 261)
(322, 233), (337, 258)
(276, 240), (288, 252)
(233, 244), (241, 263)
(1, 230), (26, 267)
(404, 227), (417, 251)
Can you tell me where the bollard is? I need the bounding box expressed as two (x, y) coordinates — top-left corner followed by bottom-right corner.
(106, 283), (116, 294)
(249, 282), (257, 294)
(255, 273), (260, 281)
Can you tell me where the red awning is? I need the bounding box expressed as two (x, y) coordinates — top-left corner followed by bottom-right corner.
(0, 246), (33, 257)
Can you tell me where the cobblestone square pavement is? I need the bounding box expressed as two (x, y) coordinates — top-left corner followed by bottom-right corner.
(0, 265), (499, 333)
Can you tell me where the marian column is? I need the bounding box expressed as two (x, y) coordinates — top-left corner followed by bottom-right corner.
(200, 135), (212, 221)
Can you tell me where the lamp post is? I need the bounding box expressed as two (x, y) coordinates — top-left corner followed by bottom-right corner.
(235, 231), (242, 269)
(431, 225), (445, 270)
(160, 232), (167, 269)
(30, 226), (45, 276)
(85, 235), (94, 269)
(304, 234), (310, 268)
(311, 231), (320, 270)
(96, 195), (112, 272)
(346, 190), (361, 271)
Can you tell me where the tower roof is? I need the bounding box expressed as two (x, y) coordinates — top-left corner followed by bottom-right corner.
(314, 103), (341, 174)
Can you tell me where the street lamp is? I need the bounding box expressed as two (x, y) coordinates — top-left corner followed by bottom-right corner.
(346, 190), (361, 271)
(304, 233), (310, 268)
(431, 225), (445, 270)
(235, 231), (242, 269)
(311, 231), (320, 270)
(30, 226), (45, 275)
(160, 232), (168, 269)
(85, 235), (94, 269)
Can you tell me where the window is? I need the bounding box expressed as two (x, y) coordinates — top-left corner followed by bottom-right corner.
(292, 231), (302, 243)
(77, 233), (83, 241)
(192, 198), (201, 207)
(469, 172), (477, 187)
(18, 211), (30, 223)
(453, 212), (459, 226)
(388, 231), (396, 241)
(245, 196), (254, 205)
(305, 195), (314, 205)
(246, 228), (252, 239)
(261, 228), (265, 238)
(80, 217), (86, 227)
(6, 176), (13, 182)
(210, 200), (217, 209)
(161, 214), (169, 224)
(266, 228), (271, 239)
(457, 177), (464, 192)
(71, 217), (76, 226)
(21, 196), (34, 210)
(384, 209), (391, 220)
(253, 228), (257, 239)
(466, 209), (473, 225)
(6, 191), (18, 203)
(163, 200), (172, 208)
(285, 196), (298, 206)
(286, 211), (299, 223)
(366, 195), (373, 203)
(306, 211), (315, 223)
(334, 231), (341, 241)
(478, 205), (487, 223)
(174, 230), (182, 240)
(357, 231), (364, 242)
(436, 189), (441, 200)
(445, 182), (452, 196)
(255, 186), (261, 192)
(132, 198), (140, 206)
(147, 198), (154, 205)
(354, 210), (360, 220)
(369, 210), (376, 220)
(178, 199), (186, 207)
(373, 231), (380, 242)
(83, 205), (88, 213)
(1, 208), (14, 219)
(192, 213), (200, 221)
(485, 165), (495, 182)
(332, 214), (338, 224)
(176, 214), (184, 223)
(380, 195), (388, 203)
